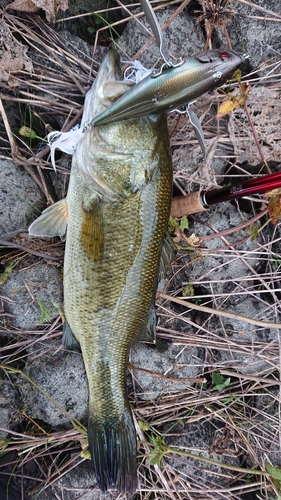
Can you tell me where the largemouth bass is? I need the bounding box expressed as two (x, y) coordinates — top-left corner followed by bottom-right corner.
(29, 50), (173, 494)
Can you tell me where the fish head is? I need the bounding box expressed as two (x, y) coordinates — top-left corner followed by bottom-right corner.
(82, 50), (131, 127)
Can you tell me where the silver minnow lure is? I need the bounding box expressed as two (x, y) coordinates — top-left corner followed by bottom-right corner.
(91, 50), (244, 127)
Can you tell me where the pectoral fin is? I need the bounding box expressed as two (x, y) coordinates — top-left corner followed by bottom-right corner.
(28, 198), (68, 239)
(62, 320), (81, 351)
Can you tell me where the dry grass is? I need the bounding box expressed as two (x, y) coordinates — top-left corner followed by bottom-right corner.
(1, 1), (281, 499)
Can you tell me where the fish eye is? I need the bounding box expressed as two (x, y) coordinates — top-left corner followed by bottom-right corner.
(219, 52), (230, 62)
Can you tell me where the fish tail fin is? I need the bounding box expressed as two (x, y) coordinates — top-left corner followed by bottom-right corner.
(88, 406), (137, 494)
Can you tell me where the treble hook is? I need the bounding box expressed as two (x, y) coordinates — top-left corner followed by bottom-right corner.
(139, 0), (184, 75)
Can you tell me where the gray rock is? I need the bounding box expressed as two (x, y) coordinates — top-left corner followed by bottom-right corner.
(165, 421), (241, 488)
(55, 460), (117, 500)
(184, 202), (260, 295)
(0, 378), (18, 437)
(214, 0), (281, 70)
(1, 260), (63, 330)
(0, 159), (44, 238)
(252, 389), (281, 467)
(213, 296), (280, 374)
(19, 348), (88, 427)
(34, 458), (118, 499)
(118, 7), (205, 66)
(130, 342), (199, 400)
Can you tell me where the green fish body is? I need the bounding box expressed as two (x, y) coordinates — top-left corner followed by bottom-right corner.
(29, 50), (173, 494)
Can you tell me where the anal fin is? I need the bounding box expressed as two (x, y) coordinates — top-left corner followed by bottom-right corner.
(62, 321), (81, 351)
(159, 231), (175, 280)
(139, 307), (169, 353)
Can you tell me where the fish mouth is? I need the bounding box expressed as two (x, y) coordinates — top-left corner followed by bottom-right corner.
(102, 50), (122, 83)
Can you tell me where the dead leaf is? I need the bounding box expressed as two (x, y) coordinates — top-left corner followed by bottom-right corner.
(185, 233), (201, 247)
(32, 0), (68, 22)
(8, 0), (68, 22)
(268, 195), (281, 226)
(7, 0), (39, 13)
(217, 99), (240, 119)
(216, 82), (250, 119)
(0, 20), (33, 84)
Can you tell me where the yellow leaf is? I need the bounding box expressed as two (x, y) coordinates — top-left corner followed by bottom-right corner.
(185, 233), (200, 247)
(216, 99), (239, 119)
(268, 195), (281, 226)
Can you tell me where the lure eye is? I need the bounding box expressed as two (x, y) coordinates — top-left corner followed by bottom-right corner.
(219, 52), (230, 62)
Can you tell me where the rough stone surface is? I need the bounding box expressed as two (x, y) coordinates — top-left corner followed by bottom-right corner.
(1, 259), (63, 329)
(19, 348), (88, 427)
(0, 378), (18, 437)
(216, 0), (281, 70)
(118, 7), (205, 66)
(130, 342), (199, 400)
(165, 421), (241, 487)
(0, 160), (44, 238)
(211, 296), (280, 374)
(184, 202), (260, 295)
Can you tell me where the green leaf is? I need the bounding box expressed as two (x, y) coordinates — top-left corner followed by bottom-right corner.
(211, 372), (231, 391)
(168, 216), (178, 233)
(138, 420), (151, 431)
(80, 449), (91, 459)
(211, 372), (224, 386)
(38, 300), (51, 324)
(179, 216), (188, 232)
(147, 435), (168, 466)
(246, 223), (260, 241)
(148, 450), (163, 466)
(0, 437), (10, 451)
(0, 256), (23, 285)
(265, 463), (281, 480)
(71, 420), (87, 436)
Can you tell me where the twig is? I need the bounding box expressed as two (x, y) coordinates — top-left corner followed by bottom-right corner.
(237, 0), (281, 20)
(0, 98), (19, 157)
(0, 239), (63, 263)
(243, 101), (271, 174)
(129, 364), (207, 384)
(158, 292), (281, 329)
